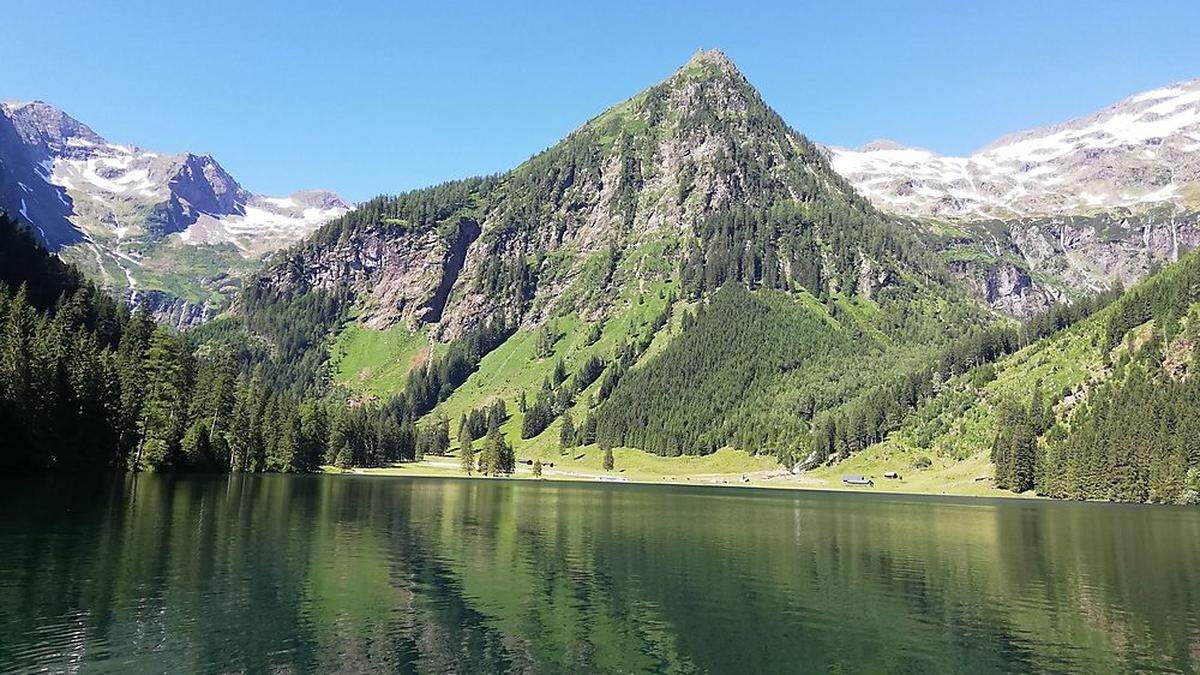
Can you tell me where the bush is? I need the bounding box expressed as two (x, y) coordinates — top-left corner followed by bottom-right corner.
(912, 455), (933, 470)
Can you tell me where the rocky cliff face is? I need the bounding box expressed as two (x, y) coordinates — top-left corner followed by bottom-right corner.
(256, 50), (880, 338)
(0, 99), (349, 325)
(122, 288), (219, 330)
(930, 207), (1200, 316)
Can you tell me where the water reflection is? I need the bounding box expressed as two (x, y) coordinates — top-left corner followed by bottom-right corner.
(0, 476), (1198, 672)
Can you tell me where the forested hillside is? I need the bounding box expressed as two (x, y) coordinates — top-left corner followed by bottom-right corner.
(1034, 254), (1200, 502)
(824, 252), (1200, 504)
(5, 50), (1199, 505)
(0, 214), (479, 473)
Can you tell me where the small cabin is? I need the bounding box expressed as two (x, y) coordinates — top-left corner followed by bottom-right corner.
(842, 474), (874, 487)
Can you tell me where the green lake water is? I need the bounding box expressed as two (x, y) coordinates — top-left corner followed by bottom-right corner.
(1, 475), (1198, 673)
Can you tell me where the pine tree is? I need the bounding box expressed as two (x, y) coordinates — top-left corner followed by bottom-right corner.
(458, 413), (471, 443)
(603, 446), (615, 472)
(578, 414), (597, 446)
(133, 329), (193, 471)
(434, 412), (451, 455)
(0, 286), (38, 469)
(488, 399), (507, 431)
(114, 304), (154, 466)
(559, 411), (576, 453)
(535, 323), (556, 358)
(1011, 423), (1037, 493)
(532, 459), (543, 478)
(181, 419), (212, 468)
(1029, 379), (1046, 434)
(228, 382), (255, 471)
(496, 428), (516, 475)
(477, 428), (500, 477)
(295, 401), (327, 472)
(460, 431), (474, 475)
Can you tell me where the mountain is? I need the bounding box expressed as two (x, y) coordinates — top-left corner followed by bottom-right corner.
(258, 50), (861, 336)
(827, 79), (1200, 317)
(0, 100), (348, 326)
(829, 79), (1200, 219)
(244, 50), (990, 459)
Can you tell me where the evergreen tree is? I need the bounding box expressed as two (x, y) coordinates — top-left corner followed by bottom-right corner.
(460, 431), (474, 475)
(133, 330), (193, 471)
(1029, 379), (1046, 434)
(560, 412), (576, 453)
(476, 426), (515, 475)
(433, 412), (451, 455)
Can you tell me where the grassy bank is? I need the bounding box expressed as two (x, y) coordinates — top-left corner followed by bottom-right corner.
(328, 442), (1015, 499)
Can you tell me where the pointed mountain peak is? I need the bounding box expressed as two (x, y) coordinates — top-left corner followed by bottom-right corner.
(675, 49), (747, 83)
(686, 48), (736, 69)
(2, 99), (106, 151)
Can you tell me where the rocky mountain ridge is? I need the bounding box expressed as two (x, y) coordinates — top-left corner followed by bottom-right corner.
(0, 99), (348, 322)
(828, 78), (1200, 219)
(826, 78), (1200, 317)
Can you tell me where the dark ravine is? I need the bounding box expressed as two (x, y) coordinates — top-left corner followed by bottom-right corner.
(422, 219), (481, 324)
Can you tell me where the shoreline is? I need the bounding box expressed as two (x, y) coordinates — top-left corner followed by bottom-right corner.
(327, 456), (1028, 500)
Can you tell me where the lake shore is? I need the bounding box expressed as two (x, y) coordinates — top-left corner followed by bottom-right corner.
(326, 446), (1016, 499)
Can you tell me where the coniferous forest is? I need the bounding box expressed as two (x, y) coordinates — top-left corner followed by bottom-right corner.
(5, 194), (1200, 501)
(0, 215), (476, 474)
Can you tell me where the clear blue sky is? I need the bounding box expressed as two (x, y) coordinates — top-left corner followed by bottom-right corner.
(6, 1), (1198, 202)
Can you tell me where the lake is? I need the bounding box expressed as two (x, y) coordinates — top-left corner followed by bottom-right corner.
(1, 475), (1198, 673)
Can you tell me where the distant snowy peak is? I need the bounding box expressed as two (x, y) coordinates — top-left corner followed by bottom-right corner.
(830, 78), (1200, 219)
(181, 190), (351, 253)
(1, 100), (106, 155)
(0, 100), (348, 253)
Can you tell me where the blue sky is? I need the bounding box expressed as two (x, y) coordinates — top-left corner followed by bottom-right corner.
(6, 1), (1198, 201)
